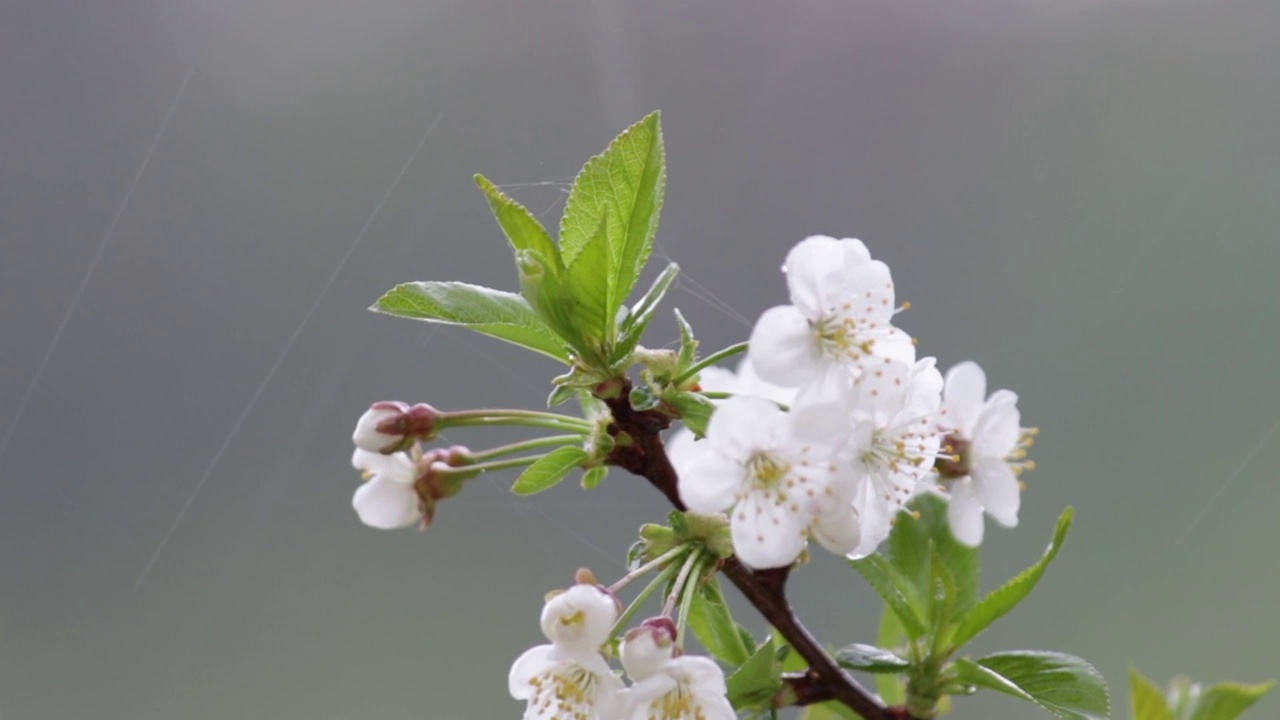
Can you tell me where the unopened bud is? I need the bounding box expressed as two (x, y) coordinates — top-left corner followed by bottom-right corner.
(352, 401), (439, 453)
(620, 616), (679, 680)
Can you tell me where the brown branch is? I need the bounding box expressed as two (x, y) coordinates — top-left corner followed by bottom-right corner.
(603, 385), (913, 720)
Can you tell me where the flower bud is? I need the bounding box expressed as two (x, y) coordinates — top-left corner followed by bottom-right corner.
(352, 401), (439, 453)
(620, 617), (679, 681)
(539, 583), (620, 652)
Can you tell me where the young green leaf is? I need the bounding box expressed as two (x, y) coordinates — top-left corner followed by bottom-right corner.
(613, 262), (680, 362)
(834, 644), (911, 673)
(954, 651), (1109, 720)
(372, 281), (569, 362)
(726, 636), (783, 710)
(1187, 680), (1275, 720)
(674, 308), (699, 373)
(559, 111), (666, 321)
(474, 174), (561, 263)
(516, 248), (592, 359)
(563, 210), (613, 348)
(666, 391), (716, 438)
(849, 554), (928, 640)
(580, 466), (607, 490)
(1129, 668), (1174, 720)
(949, 507), (1074, 649)
(687, 576), (753, 666)
(511, 446), (588, 495)
(875, 606), (909, 706)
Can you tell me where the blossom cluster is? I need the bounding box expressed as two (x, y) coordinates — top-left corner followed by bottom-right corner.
(671, 235), (1036, 568)
(510, 581), (734, 720)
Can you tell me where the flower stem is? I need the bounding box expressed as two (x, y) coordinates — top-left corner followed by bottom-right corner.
(672, 341), (749, 386)
(442, 409), (593, 433)
(608, 544), (691, 594)
(674, 553), (705, 648)
(437, 454), (546, 476)
(468, 435), (583, 462)
(610, 558), (684, 642)
(662, 549), (702, 619)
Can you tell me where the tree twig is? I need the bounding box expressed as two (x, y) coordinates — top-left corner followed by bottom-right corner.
(602, 384), (913, 720)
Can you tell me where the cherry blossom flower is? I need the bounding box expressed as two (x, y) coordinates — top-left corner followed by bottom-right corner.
(350, 448), (421, 530)
(936, 361), (1034, 546)
(679, 395), (860, 568)
(509, 584), (625, 720)
(748, 235), (914, 391)
(620, 618), (734, 720)
(845, 357), (945, 556)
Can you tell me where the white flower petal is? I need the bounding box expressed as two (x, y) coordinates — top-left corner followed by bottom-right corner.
(696, 366), (741, 395)
(352, 449), (416, 483)
(748, 305), (825, 388)
(730, 492), (809, 569)
(509, 644), (559, 699)
(947, 479), (985, 547)
(625, 674), (680, 715)
(352, 476), (420, 529)
(973, 391), (1021, 458)
(680, 453), (747, 514)
(665, 428), (707, 478)
(810, 501), (862, 557)
(972, 457), (1021, 528)
(942, 361), (986, 435)
(734, 357), (799, 406)
(903, 358), (944, 419)
(843, 257), (897, 325)
(703, 396), (784, 458)
(783, 235), (848, 318)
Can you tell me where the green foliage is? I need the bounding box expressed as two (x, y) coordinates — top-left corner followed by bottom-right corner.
(666, 390), (716, 437)
(371, 281), (570, 362)
(849, 552), (928, 640)
(875, 605), (909, 706)
(559, 111), (666, 328)
(562, 211), (613, 348)
(474, 174), (560, 262)
(580, 465), (607, 490)
(954, 651), (1110, 720)
(833, 644), (911, 673)
(798, 701), (861, 720)
(726, 635), (783, 711)
(687, 575), (753, 666)
(1129, 668), (1274, 720)
(949, 507), (1074, 649)
(510, 446), (588, 494)
(613, 262), (680, 362)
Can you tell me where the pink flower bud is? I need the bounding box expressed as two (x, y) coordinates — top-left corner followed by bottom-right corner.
(351, 401), (439, 453)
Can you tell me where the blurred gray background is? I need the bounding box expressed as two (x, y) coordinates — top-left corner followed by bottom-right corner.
(2, 1), (1277, 718)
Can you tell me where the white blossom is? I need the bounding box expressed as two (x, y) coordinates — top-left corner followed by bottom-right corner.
(937, 361), (1033, 546)
(679, 395), (860, 568)
(845, 358), (944, 556)
(351, 401), (439, 454)
(620, 619), (734, 720)
(509, 584), (625, 720)
(350, 448), (421, 530)
(748, 235), (914, 390)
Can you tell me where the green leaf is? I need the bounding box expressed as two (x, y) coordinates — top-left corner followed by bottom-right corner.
(614, 262), (680, 362)
(727, 636), (783, 710)
(687, 577), (752, 666)
(674, 308), (698, 373)
(1130, 668), (1174, 720)
(799, 701), (861, 720)
(667, 391), (716, 438)
(563, 209), (613, 348)
(875, 606), (908, 706)
(371, 281), (569, 362)
(954, 651), (1110, 720)
(474, 174), (561, 263)
(511, 446), (588, 495)
(580, 466), (607, 490)
(1187, 680), (1275, 720)
(849, 554), (928, 640)
(516, 248), (590, 358)
(834, 644), (911, 673)
(950, 507), (1074, 649)
(560, 111), (666, 322)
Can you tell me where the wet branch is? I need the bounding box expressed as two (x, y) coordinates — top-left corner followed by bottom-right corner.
(603, 385), (913, 720)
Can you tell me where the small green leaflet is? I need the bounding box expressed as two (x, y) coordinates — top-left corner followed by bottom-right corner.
(371, 281), (569, 362)
(474, 174), (561, 263)
(511, 446), (588, 495)
(954, 651), (1110, 720)
(1129, 668), (1174, 720)
(833, 644), (911, 673)
(1187, 680), (1275, 720)
(949, 506), (1074, 649)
